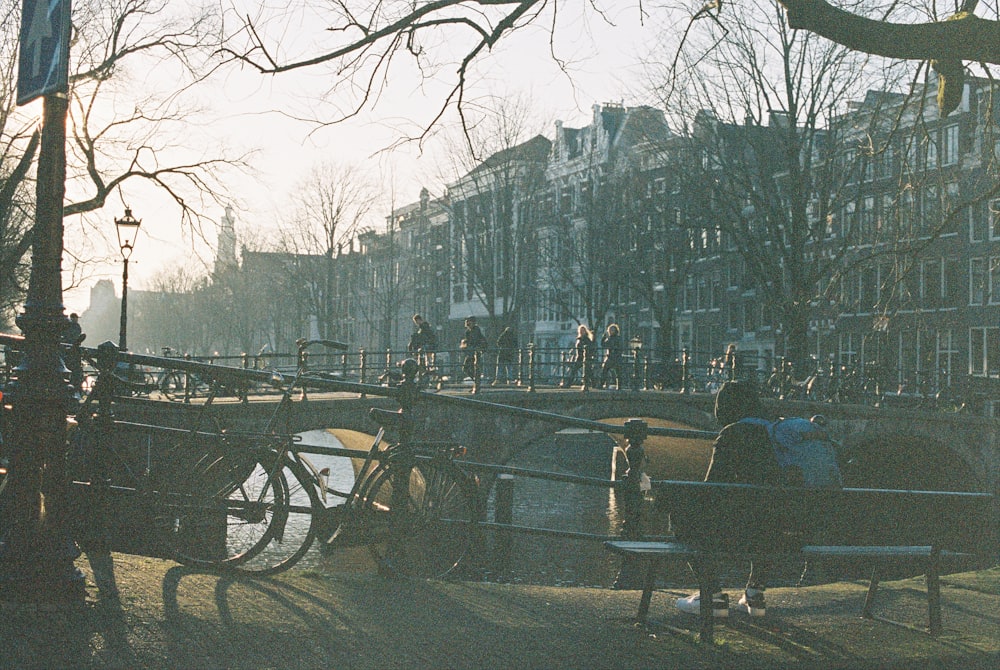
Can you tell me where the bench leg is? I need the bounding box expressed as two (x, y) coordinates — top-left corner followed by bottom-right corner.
(636, 558), (661, 624)
(927, 549), (942, 635)
(698, 579), (714, 643)
(861, 565), (880, 619)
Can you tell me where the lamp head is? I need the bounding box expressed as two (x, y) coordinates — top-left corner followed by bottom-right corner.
(115, 208), (141, 259)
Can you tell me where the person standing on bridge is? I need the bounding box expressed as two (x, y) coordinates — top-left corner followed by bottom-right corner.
(460, 316), (487, 382)
(408, 314), (437, 367)
(598, 323), (623, 390)
(560, 324), (594, 389)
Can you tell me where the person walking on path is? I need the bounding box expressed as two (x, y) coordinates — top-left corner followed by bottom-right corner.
(560, 324), (595, 389)
(598, 323), (623, 389)
(460, 316), (487, 381)
(494, 326), (517, 385)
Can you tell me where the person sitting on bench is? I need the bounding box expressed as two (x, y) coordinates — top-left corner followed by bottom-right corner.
(675, 379), (783, 618)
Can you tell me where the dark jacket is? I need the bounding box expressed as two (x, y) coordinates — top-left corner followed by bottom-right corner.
(462, 325), (487, 352)
(601, 332), (623, 361)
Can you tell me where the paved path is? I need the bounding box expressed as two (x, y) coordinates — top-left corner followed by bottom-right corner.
(1, 554), (998, 669)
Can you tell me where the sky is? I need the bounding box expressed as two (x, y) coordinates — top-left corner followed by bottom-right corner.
(59, 2), (665, 315)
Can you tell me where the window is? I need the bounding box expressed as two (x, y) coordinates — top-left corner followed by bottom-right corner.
(921, 259), (940, 308)
(970, 258), (986, 305)
(991, 258), (1000, 305)
(970, 327), (1000, 376)
(901, 189), (916, 234)
(991, 199), (1000, 240)
(839, 332), (856, 367)
(942, 124), (959, 165)
(880, 144), (895, 178)
(938, 329), (957, 377)
(943, 258), (961, 306)
(917, 329), (937, 375)
(925, 135), (938, 169)
(923, 186), (940, 234)
(971, 199), (987, 242)
(861, 266), (878, 311)
(743, 301), (758, 333)
(861, 196), (875, 240)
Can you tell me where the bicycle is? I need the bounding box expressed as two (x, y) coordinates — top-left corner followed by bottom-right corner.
(157, 348), (254, 403)
(318, 364), (478, 577)
(222, 345), (478, 577)
(69, 342), (308, 569)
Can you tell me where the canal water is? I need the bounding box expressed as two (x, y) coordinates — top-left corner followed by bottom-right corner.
(293, 428), (643, 588)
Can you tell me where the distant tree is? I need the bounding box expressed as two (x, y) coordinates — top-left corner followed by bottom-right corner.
(437, 95), (549, 334)
(274, 162), (379, 341)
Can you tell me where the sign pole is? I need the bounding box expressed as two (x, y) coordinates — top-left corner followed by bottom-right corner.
(0, 0), (85, 603)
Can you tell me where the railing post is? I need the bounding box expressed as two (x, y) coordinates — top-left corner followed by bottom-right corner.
(516, 347), (524, 387)
(472, 351), (480, 394)
(581, 345), (591, 392)
(613, 419), (649, 590)
(681, 348), (691, 394)
(493, 473), (515, 574)
(631, 349), (641, 392)
(241, 352), (249, 369)
(642, 353), (650, 391)
(527, 342), (536, 393)
(183, 352), (192, 403)
(359, 348), (367, 398)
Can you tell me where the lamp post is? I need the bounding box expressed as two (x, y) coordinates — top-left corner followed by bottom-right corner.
(0, 93), (85, 602)
(115, 208), (141, 351)
(630, 336), (643, 391)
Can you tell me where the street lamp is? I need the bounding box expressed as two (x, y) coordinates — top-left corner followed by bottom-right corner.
(115, 208), (141, 350)
(630, 336), (643, 391)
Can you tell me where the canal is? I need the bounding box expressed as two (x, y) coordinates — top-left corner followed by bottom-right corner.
(296, 425), (696, 588)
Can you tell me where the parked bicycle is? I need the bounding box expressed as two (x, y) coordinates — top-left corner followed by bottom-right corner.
(217, 343), (478, 577)
(71, 336), (478, 578)
(319, 360), (478, 578)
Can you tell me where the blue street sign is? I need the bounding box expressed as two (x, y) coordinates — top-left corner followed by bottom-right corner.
(17, 0), (72, 106)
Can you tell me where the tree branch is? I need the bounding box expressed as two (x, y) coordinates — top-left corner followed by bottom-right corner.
(776, 0), (1000, 64)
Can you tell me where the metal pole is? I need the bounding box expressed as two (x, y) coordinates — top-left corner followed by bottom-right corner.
(118, 256), (129, 350)
(0, 93), (85, 603)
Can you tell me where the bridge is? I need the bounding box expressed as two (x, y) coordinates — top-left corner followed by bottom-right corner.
(117, 388), (1000, 495)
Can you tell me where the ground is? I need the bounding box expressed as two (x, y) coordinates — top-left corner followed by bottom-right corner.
(1, 554), (997, 669)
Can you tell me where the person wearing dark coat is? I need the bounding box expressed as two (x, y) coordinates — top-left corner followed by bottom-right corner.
(460, 316), (487, 380)
(598, 323), (623, 389)
(674, 380), (783, 619)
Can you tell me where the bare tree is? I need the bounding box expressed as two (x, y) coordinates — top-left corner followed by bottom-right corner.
(437, 95), (549, 335)
(0, 0), (250, 326)
(273, 161), (379, 340)
(646, 0), (896, 368)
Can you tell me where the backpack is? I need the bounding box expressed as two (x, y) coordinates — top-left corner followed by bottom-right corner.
(739, 416), (843, 488)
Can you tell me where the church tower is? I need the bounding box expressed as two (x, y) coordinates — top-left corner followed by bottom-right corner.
(214, 205), (237, 277)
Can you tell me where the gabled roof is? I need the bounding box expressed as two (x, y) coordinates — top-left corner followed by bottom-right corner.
(467, 135), (552, 177)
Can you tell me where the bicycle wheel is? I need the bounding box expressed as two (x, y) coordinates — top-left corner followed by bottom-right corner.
(346, 459), (477, 579)
(162, 447), (320, 576)
(160, 370), (186, 402)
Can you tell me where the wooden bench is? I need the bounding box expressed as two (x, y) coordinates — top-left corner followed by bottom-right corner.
(605, 480), (997, 642)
